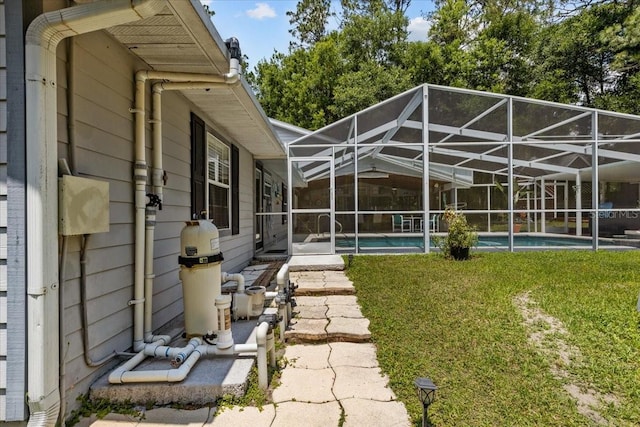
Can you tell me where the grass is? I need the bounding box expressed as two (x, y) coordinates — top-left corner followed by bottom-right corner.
(346, 251), (640, 426)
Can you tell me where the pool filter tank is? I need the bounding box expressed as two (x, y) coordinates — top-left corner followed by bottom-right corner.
(178, 220), (226, 339)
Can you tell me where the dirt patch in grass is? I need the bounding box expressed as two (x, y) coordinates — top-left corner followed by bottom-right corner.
(514, 291), (619, 425)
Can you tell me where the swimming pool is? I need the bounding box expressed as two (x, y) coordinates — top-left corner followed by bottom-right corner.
(335, 234), (619, 251)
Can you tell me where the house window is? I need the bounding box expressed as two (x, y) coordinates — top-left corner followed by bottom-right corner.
(207, 133), (230, 229)
(191, 112), (239, 234)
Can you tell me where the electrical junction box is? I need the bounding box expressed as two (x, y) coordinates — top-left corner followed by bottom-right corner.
(59, 175), (110, 236)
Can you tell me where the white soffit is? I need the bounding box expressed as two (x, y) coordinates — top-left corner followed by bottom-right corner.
(106, 2), (284, 159)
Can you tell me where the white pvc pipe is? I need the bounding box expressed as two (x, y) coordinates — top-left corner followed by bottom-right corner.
(138, 63), (241, 85)
(222, 272), (245, 293)
(144, 338), (200, 360)
(151, 84), (163, 203)
(267, 330), (276, 369)
(276, 263), (289, 287)
(135, 63), (241, 351)
(25, 1), (165, 425)
(278, 303), (287, 342)
(132, 69), (148, 352)
(109, 322), (270, 385)
(575, 173), (582, 237)
(143, 206), (156, 342)
(256, 322), (269, 390)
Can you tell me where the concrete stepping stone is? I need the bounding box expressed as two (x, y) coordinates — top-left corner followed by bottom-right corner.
(327, 304), (364, 318)
(333, 366), (396, 401)
(288, 255), (344, 271)
(139, 407), (211, 426)
(272, 367), (336, 403)
(284, 344), (331, 369)
(341, 398), (411, 427)
(326, 317), (371, 342)
(293, 273), (355, 296)
(75, 413), (139, 427)
(295, 305), (328, 319)
(285, 318), (328, 342)
(296, 284), (355, 296)
(294, 296), (327, 306)
(207, 404), (275, 426)
(325, 295), (359, 305)
(295, 279), (327, 286)
(291, 271), (326, 280)
(272, 401), (342, 426)
(329, 343), (379, 368)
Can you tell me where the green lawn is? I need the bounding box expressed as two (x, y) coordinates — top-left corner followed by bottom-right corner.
(346, 251), (640, 426)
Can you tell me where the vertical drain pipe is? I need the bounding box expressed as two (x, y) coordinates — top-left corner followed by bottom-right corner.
(132, 70), (150, 352)
(25, 1), (166, 425)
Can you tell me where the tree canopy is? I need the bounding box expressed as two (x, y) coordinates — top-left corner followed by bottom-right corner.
(244, 0), (640, 130)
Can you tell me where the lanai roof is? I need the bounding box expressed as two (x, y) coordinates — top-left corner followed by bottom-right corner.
(289, 84), (640, 185)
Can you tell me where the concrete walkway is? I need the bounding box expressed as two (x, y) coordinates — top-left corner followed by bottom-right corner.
(77, 259), (410, 426)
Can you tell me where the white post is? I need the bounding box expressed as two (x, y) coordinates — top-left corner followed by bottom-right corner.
(575, 174), (582, 237)
(541, 178), (546, 233)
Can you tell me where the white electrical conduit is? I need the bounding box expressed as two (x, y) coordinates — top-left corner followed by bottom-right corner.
(25, 1), (165, 426)
(109, 322), (272, 390)
(134, 59), (241, 352)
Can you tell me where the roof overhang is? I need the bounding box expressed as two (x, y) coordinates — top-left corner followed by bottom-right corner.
(106, 0), (285, 159)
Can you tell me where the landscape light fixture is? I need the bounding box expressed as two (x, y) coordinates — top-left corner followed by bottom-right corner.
(415, 377), (437, 427)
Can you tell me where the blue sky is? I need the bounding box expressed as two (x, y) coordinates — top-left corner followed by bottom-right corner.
(202, 1), (435, 70)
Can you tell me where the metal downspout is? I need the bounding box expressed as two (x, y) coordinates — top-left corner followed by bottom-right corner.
(24, 1), (166, 425)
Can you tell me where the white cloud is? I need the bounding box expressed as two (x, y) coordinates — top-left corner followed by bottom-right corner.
(246, 3), (277, 20)
(407, 16), (430, 41)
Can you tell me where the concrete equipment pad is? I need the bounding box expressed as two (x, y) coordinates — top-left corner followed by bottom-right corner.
(90, 319), (259, 405)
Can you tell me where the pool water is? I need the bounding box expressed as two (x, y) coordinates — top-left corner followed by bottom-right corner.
(336, 235), (616, 249)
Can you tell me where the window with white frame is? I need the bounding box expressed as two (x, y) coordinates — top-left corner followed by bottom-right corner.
(207, 132), (230, 229)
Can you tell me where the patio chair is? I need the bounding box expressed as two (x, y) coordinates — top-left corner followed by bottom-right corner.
(392, 214), (412, 232)
(428, 214), (440, 232)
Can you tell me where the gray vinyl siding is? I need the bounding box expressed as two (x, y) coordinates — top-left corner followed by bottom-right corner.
(57, 30), (259, 417)
(0, 1), (7, 421)
(57, 32), (141, 415)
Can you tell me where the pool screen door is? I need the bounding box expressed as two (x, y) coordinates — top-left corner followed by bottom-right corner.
(289, 157), (335, 255)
